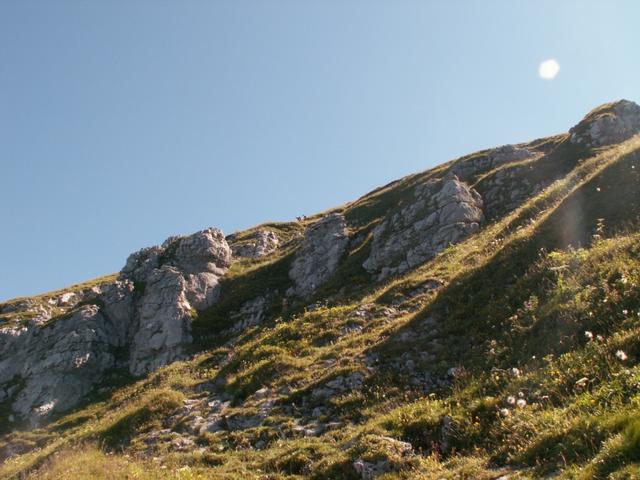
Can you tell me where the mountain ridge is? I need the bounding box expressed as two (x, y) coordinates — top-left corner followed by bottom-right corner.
(2, 99), (640, 479)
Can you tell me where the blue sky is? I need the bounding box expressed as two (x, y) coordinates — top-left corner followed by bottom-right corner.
(1, 1), (639, 300)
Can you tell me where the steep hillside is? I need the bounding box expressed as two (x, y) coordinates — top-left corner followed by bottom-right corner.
(1, 100), (640, 479)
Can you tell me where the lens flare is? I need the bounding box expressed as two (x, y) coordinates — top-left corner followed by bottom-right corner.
(538, 59), (560, 80)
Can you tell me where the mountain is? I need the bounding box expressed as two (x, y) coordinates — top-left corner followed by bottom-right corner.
(1, 100), (640, 479)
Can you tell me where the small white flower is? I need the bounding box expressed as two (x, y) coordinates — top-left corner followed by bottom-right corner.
(584, 331), (594, 340)
(622, 309), (629, 316)
(510, 367), (521, 377)
(621, 276), (628, 285)
(516, 398), (527, 408)
(616, 350), (628, 361)
(499, 408), (510, 417)
(597, 335), (605, 342)
(506, 395), (516, 405)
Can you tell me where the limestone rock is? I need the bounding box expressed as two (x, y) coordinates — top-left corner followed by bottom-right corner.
(0, 227), (231, 421)
(227, 295), (271, 335)
(353, 436), (414, 479)
(121, 228), (231, 375)
(451, 144), (534, 181)
(230, 230), (280, 259)
(0, 304), (121, 422)
(288, 213), (349, 298)
(128, 266), (193, 376)
(570, 100), (640, 148)
(479, 165), (546, 218)
(363, 175), (483, 279)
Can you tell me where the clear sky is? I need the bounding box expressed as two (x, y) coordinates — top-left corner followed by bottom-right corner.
(1, 1), (639, 301)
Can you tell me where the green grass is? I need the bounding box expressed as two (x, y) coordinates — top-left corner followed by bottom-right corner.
(3, 134), (640, 479)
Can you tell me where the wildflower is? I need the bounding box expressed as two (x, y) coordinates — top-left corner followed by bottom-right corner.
(516, 398), (527, 408)
(615, 350), (628, 361)
(596, 335), (605, 342)
(518, 391), (525, 398)
(499, 408), (510, 417)
(584, 331), (594, 340)
(506, 395), (516, 405)
(510, 367), (521, 377)
(622, 309), (629, 316)
(621, 276), (628, 285)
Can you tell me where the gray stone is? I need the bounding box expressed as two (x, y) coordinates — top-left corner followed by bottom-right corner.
(0, 305), (120, 423)
(122, 228), (231, 376)
(230, 230), (280, 259)
(227, 295), (271, 335)
(570, 100), (640, 148)
(288, 213), (349, 298)
(363, 174), (483, 279)
(450, 144), (534, 181)
(0, 227), (232, 422)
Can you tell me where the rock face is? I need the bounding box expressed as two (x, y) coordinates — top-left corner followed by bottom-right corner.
(0, 304), (116, 421)
(288, 213), (349, 298)
(229, 230), (279, 259)
(0, 228), (231, 421)
(122, 228), (231, 376)
(570, 100), (640, 148)
(363, 174), (483, 279)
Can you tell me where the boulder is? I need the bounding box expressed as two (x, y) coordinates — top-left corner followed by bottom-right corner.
(288, 213), (349, 298)
(363, 174), (483, 279)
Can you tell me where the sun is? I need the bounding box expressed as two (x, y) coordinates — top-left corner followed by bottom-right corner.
(538, 59), (560, 80)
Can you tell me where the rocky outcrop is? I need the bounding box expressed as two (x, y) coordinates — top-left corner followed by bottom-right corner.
(226, 295), (272, 335)
(229, 230), (279, 259)
(122, 228), (231, 375)
(478, 165), (547, 219)
(352, 435), (415, 480)
(0, 228), (231, 421)
(570, 100), (640, 148)
(363, 174), (483, 279)
(288, 213), (349, 298)
(450, 144), (535, 181)
(0, 304), (116, 422)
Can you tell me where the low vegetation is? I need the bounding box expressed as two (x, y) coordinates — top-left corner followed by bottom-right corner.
(2, 134), (640, 479)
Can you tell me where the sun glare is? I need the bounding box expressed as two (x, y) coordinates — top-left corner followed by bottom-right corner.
(538, 58), (560, 80)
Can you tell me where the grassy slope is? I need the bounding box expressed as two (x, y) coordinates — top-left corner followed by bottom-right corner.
(2, 136), (640, 479)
